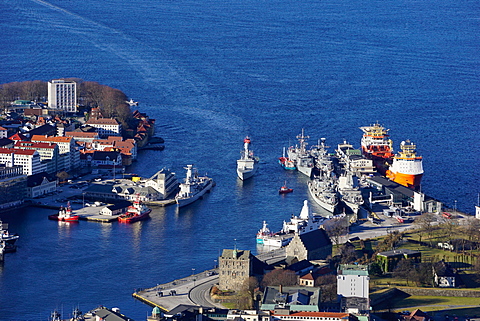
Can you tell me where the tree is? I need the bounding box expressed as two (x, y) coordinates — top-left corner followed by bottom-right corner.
(324, 217), (349, 245)
(56, 171), (69, 182)
(415, 213), (438, 245)
(393, 259), (413, 285)
(261, 269), (297, 287)
(338, 242), (358, 264)
(314, 274), (337, 302)
(368, 262), (383, 276)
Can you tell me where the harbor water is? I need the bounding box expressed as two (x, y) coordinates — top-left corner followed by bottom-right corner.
(0, 0), (479, 319)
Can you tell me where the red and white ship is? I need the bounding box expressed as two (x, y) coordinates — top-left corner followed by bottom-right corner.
(360, 122), (394, 174)
(386, 140), (423, 190)
(49, 202), (79, 222)
(118, 195), (151, 223)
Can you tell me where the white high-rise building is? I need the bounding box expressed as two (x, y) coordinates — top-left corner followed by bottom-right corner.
(337, 264), (369, 299)
(47, 79), (77, 112)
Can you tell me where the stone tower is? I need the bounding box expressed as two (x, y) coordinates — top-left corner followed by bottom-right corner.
(218, 248), (252, 291)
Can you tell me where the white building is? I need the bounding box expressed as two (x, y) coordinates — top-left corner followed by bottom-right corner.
(27, 172), (57, 198)
(31, 135), (80, 171)
(0, 148), (44, 176)
(271, 311), (357, 321)
(337, 264), (369, 299)
(144, 168), (178, 199)
(47, 79), (77, 113)
(85, 118), (122, 138)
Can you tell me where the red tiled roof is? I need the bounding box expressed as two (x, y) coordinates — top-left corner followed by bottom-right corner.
(31, 135), (72, 143)
(85, 118), (119, 125)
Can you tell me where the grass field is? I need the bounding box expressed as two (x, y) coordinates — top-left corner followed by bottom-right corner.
(375, 295), (480, 319)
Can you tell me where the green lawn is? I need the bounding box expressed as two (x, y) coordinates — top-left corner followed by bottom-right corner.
(374, 295), (480, 316)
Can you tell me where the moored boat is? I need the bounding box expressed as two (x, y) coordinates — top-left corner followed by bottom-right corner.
(278, 147), (296, 170)
(359, 122), (394, 174)
(386, 140), (423, 190)
(286, 129), (315, 177)
(256, 200), (327, 247)
(48, 202), (80, 222)
(337, 172), (364, 218)
(307, 176), (339, 213)
(118, 195), (151, 223)
(0, 220), (19, 252)
(0, 220), (19, 245)
(237, 136), (259, 180)
(175, 165), (214, 207)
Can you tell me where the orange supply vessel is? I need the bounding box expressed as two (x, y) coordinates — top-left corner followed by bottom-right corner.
(386, 140), (423, 190)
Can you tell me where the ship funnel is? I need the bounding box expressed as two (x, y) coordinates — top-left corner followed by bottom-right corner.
(300, 200), (309, 220)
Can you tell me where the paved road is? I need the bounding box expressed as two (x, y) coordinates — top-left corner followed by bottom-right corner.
(189, 276), (224, 309)
(133, 271), (222, 311)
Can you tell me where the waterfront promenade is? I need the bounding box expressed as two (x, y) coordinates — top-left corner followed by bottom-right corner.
(133, 270), (223, 311)
(133, 247), (287, 311)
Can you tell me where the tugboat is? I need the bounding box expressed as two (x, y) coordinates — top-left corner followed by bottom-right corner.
(279, 181), (293, 194)
(118, 195), (151, 223)
(48, 202), (80, 222)
(175, 165), (214, 207)
(237, 136), (259, 180)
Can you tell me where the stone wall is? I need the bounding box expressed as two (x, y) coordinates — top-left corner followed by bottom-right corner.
(397, 287), (480, 297)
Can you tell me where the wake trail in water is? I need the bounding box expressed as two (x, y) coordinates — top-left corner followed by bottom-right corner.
(14, 0), (246, 133)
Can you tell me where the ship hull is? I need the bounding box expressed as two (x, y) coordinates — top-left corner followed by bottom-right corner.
(48, 214), (80, 222)
(257, 234), (292, 247)
(237, 159), (259, 180)
(176, 179), (213, 207)
(386, 170), (423, 189)
(118, 209), (151, 223)
(296, 164), (313, 178)
(307, 181), (338, 213)
(278, 157), (296, 170)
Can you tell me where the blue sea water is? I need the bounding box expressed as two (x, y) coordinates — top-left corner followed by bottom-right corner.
(0, 0), (479, 319)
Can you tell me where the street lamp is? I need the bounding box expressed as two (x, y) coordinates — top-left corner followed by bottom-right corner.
(214, 259), (217, 269)
(82, 192), (85, 207)
(454, 200), (457, 214)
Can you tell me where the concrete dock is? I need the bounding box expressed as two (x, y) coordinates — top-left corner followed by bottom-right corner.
(133, 270), (223, 312)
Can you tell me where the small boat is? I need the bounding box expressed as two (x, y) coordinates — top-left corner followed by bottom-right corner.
(278, 147), (296, 170)
(0, 220), (19, 252)
(118, 195), (151, 223)
(279, 182), (293, 194)
(48, 202), (80, 222)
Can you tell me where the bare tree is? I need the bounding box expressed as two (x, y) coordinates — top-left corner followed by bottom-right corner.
(314, 274), (337, 302)
(261, 269), (297, 287)
(324, 217), (349, 245)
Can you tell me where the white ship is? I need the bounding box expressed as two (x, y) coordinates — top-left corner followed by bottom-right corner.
(175, 165), (214, 207)
(237, 136), (259, 180)
(287, 129), (315, 177)
(307, 175), (339, 213)
(256, 200), (326, 247)
(337, 172), (364, 218)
